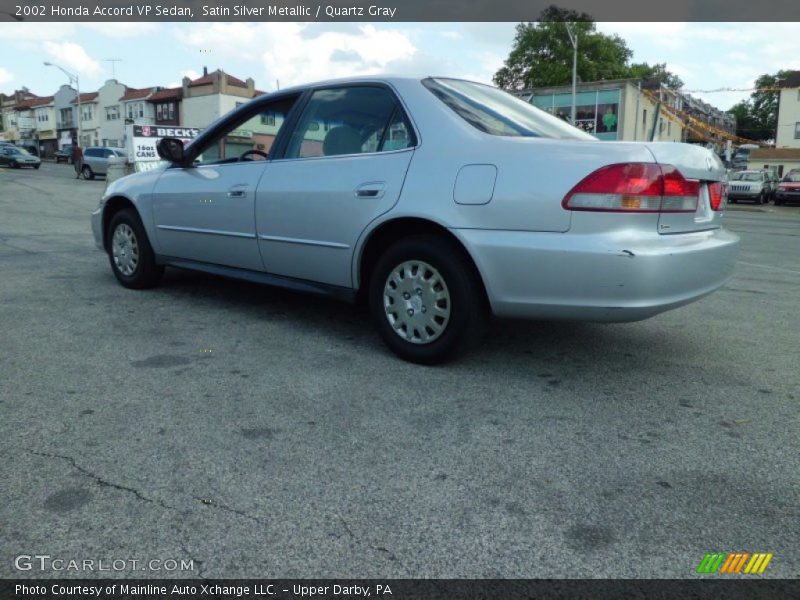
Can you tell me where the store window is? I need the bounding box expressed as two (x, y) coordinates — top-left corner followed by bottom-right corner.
(530, 89), (620, 140)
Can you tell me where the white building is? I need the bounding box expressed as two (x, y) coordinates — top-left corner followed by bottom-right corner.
(180, 68), (259, 128)
(776, 71), (800, 149)
(29, 95), (58, 157)
(72, 92), (100, 147)
(120, 87), (158, 125)
(97, 79), (128, 148)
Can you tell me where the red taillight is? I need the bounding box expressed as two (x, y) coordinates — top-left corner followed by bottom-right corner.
(562, 163), (699, 213)
(708, 182), (727, 211)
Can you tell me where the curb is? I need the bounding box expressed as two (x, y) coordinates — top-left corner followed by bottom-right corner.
(726, 205), (772, 213)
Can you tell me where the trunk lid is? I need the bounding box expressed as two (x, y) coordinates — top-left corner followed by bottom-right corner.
(644, 142), (727, 234)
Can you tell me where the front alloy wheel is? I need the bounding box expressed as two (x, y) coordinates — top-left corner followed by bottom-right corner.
(111, 223), (140, 276)
(107, 208), (164, 289)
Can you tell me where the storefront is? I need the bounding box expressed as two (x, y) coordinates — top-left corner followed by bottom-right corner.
(530, 89), (621, 141)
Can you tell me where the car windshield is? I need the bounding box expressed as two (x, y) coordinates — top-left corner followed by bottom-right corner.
(732, 172), (761, 181)
(423, 78), (595, 140)
(783, 172), (800, 182)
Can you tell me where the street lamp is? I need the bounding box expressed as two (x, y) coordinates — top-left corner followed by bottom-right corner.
(43, 61), (81, 147)
(564, 22), (578, 127)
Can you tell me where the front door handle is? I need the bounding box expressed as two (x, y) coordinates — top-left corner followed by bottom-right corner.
(355, 182), (386, 199)
(227, 189), (247, 198)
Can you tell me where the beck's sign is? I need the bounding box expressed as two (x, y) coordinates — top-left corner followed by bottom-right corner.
(128, 125), (202, 171)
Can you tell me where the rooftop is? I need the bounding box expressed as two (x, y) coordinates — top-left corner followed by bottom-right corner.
(148, 87), (182, 102)
(71, 92), (99, 104)
(120, 88), (155, 101)
(750, 148), (800, 159)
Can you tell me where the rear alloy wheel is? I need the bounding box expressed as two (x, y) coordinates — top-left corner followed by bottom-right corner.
(82, 165), (94, 180)
(107, 208), (164, 289)
(369, 236), (486, 364)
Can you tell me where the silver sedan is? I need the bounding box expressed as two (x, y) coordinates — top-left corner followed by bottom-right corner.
(92, 76), (739, 363)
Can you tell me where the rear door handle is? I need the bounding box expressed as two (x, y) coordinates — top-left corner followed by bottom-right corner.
(355, 182), (386, 199)
(227, 189), (247, 198)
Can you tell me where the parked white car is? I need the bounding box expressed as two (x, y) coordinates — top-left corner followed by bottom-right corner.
(92, 76), (739, 363)
(728, 170), (772, 204)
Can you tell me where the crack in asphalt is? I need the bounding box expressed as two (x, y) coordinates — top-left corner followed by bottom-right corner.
(29, 450), (217, 578)
(193, 496), (271, 527)
(28, 449), (273, 525)
(339, 515), (408, 572)
(28, 450), (179, 511)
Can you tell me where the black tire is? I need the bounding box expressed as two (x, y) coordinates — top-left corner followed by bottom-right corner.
(82, 165), (94, 180)
(368, 235), (487, 364)
(10, 160), (19, 169)
(33, 164), (40, 170)
(775, 198), (784, 206)
(107, 208), (164, 289)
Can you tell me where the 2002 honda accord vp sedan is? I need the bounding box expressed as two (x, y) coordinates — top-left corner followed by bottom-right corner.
(92, 76), (739, 363)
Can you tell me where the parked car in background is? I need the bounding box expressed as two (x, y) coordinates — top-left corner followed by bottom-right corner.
(92, 76), (739, 363)
(54, 148), (72, 164)
(728, 170), (771, 204)
(774, 170), (800, 205)
(80, 147), (127, 179)
(0, 145), (41, 169)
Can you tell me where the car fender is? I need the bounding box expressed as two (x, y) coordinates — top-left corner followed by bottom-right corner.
(101, 167), (165, 253)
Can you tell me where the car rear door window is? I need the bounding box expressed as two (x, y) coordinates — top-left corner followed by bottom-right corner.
(283, 86), (414, 159)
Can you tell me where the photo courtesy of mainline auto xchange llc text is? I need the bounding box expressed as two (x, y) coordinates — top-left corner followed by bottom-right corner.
(0, 0), (799, 599)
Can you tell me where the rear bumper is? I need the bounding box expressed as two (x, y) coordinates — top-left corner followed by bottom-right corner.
(728, 191), (761, 199)
(454, 226), (740, 322)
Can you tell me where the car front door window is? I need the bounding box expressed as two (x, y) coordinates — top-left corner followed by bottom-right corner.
(192, 95), (299, 167)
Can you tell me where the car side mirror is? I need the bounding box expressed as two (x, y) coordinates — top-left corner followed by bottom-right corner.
(157, 137), (186, 165)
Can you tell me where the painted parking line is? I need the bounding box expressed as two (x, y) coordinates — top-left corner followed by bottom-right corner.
(737, 261), (800, 276)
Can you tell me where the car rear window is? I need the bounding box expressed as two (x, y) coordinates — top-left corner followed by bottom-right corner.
(422, 77), (595, 140)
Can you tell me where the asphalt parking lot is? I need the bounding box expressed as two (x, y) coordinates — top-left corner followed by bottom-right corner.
(1, 161), (798, 579)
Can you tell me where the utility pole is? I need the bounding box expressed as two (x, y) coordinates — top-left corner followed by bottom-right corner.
(634, 81), (641, 140)
(104, 59), (123, 80)
(44, 61), (81, 147)
(564, 22), (578, 126)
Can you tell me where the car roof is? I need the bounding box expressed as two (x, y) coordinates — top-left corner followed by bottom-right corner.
(270, 75), (425, 96)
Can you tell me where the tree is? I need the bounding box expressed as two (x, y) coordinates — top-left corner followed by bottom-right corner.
(728, 70), (792, 141)
(628, 62), (683, 90)
(493, 5), (683, 91)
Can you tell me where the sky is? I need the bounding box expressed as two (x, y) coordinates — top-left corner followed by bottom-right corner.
(0, 21), (798, 111)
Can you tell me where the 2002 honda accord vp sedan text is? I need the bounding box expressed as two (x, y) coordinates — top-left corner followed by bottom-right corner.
(92, 76), (740, 363)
